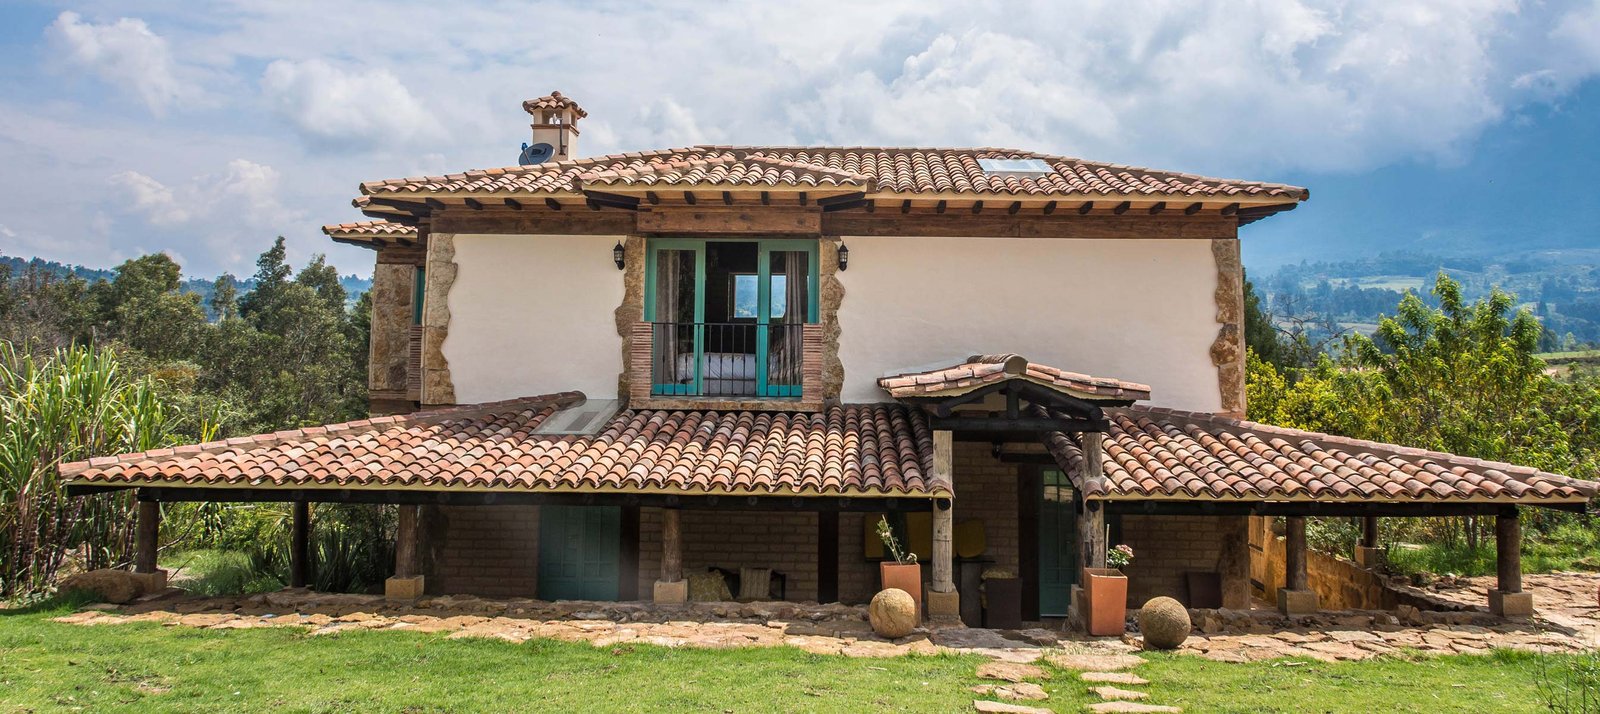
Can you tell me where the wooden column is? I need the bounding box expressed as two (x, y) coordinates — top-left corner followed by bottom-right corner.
(1284, 516), (1308, 591)
(290, 501), (310, 588)
(817, 510), (839, 603)
(1496, 509), (1522, 594)
(395, 505), (421, 578)
(1078, 432), (1107, 570)
(1361, 516), (1379, 548)
(661, 508), (682, 583)
(930, 430), (954, 594)
(135, 498), (160, 574)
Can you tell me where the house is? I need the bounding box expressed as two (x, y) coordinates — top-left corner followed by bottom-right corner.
(64, 92), (1596, 623)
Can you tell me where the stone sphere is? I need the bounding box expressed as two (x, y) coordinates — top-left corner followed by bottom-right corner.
(1137, 596), (1191, 650)
(869, 588), (918, 638)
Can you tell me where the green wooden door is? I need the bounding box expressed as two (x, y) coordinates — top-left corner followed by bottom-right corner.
(538, 506), (621, 601)
(1039, 468), (1079, 616)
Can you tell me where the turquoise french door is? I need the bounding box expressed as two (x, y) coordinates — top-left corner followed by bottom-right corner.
(538, 506), (621, 601)
(1039, 468), (1079, 616)
(645, 239), (818, 397)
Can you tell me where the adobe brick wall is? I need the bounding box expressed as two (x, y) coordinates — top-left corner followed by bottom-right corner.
(427, 505), (540, 598)
(638, 508), (821, 602)
(953, 441), (1020, 577)
(1117, 514), (1229, 606)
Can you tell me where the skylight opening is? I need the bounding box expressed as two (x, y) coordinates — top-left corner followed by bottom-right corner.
(978, 158), (1053, 176)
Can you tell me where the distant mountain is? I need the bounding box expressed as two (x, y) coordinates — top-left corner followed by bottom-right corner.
(0, 255), (373, 319)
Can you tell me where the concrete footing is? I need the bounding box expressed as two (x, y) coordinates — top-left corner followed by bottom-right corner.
(653, 579), (688, 604)
(385, 575), (425, 601)
(1353, 546), (1383, 568)
(1489, 589), (1534, 617)
(1277, 588), (1319, 615)
(925, 589), (960, 619)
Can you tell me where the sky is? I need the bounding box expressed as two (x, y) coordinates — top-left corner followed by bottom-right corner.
(0, 1), (1597, 279)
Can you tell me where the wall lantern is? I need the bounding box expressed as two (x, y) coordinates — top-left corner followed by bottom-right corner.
(837, 243), (849, 271)
(613, 241), (626, 270)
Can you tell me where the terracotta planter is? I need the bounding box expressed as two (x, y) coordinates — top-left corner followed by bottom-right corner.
(1082, 567), (1128, 636)
(880, 562), (923, 619)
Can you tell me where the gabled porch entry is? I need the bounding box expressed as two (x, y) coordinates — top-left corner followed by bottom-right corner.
(644, 238), (818, 398)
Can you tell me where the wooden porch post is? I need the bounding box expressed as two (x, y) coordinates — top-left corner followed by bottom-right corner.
(1284, 516), (1308, 591)
(135, 498), (160, 574)
(290, 501), (311, 589)
(1077, 432), (1106, 570)
(386, 504), (425, 600)
(926, 429), (959, 620)
(654, 508), (688, 603)
(1354, 515), (1382, 567)
(1490, 508), (1532, 616)
(1277, 515), (1318, 614)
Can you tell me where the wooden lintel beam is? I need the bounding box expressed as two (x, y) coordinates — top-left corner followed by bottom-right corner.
(463, 198), (484, 210)
(1148, 201), (1166, 215)
(1042, 201), (1057, 215)
(504, 198), (523, 211)
(1184, 202), (1202, 215)
(1112, 201), (1131, 215)
(1077, 201), (1094, 214)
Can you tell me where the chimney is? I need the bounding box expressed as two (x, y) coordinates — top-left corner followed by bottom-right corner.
(520, 90), (587, 164)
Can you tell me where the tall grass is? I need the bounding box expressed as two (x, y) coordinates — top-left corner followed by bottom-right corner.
(0, 344), (187, 597)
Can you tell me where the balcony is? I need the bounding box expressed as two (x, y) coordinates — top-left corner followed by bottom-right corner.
(629, 321), (822, 409)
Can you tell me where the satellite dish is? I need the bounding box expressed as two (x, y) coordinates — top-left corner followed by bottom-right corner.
(519, 142), (555, 165)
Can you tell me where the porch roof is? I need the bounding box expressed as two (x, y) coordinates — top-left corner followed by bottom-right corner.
(60, 394), (946, 499)
(1043, 406), (1597, 508)
(879, 353), (1151, 403)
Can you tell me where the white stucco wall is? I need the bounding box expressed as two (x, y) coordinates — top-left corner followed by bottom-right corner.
(445, 234), (626, 403)
(836, 236), (1222, 412)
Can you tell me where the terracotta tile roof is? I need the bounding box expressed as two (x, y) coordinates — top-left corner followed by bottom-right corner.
(522, 90), (587, 119)
(577, 154), (870, 191)
(879, 354), (1151, 402)
(321, 220), (417, 238)
(358, 146), (1308, 203)
(1044, 407), (1598, 505)
(60, 395), (945, 498)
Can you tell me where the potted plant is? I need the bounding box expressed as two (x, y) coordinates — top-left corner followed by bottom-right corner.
(1083, 544), (1133, 636)
(876, 516), (922, 619)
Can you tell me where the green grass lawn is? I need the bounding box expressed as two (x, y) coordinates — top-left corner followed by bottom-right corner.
(0, 599), (1587, 713)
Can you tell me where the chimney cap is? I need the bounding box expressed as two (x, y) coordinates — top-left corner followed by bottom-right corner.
(522, 90), (588, 119)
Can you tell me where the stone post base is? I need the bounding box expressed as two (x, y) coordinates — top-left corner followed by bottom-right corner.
(130, 569), (168, 595)
(1067, 585), (1086, 631)
(1353, 546), (1383, 568)
(385, 575), (425, 601)
(1277, 588), (1319, 615)
(653, 579), (688, 604)
(926, 589), (960, 620)
(1489, 589), (1534, 617)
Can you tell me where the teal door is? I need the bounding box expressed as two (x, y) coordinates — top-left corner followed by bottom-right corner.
(1039, 469), (1079, 616)
(538, 506), (621, 601)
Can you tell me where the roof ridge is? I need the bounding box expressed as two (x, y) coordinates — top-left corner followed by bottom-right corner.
(58, 392), (586, 477)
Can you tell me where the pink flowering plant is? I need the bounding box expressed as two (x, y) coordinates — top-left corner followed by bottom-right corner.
(1107, 544), (1134, 570)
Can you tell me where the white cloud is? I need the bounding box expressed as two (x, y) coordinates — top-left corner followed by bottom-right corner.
(260, 59), (442, 148)
(108, 159), (305, 270)
(46, 11), (197, 114)
(109, 170), (189, 225)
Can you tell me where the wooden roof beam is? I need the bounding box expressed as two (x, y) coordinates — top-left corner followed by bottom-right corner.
(504, 198), (523, 211)
(544, 198), (562, 211)
(1112, 201), (1131, 215)
(1077, 201), (1094, 215)
(1184, 202), (1202, 215)
(1148, 201), (1166, 215)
